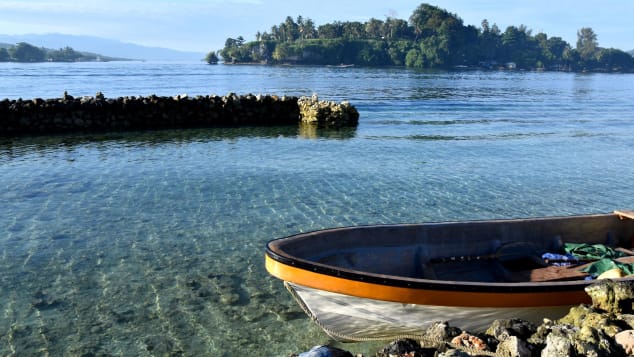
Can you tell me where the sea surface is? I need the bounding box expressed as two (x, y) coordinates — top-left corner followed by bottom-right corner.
(1, 61), (634, 356)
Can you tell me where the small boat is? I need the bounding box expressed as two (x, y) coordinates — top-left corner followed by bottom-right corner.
(265, 211), (634, 341)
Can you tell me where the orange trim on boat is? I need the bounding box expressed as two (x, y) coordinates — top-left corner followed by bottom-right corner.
(265, 254), (591, 308)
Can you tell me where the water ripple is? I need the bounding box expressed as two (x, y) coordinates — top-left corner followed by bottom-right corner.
(1, 64), (634, 356)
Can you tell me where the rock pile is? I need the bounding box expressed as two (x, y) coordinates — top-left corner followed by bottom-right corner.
(298, 95), (359, 127)
(0, 92), (359, 136)
(298, 279), (634, 357)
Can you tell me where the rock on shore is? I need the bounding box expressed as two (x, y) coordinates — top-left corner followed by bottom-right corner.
(0, 92), (359, 137)
(295, 279), (634, 357)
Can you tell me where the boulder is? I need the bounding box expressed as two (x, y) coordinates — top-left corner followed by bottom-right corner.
(557, 304), (623, 337)
(374, 339), (433, 357)
(541, 332), (574, 357)
(585, 279), (634, 314)
(298, 95), (359, 127)
(495, 336), (532, 357)
(420, 321), (460, 348)
(615, 330), (634, 355)
(485, 318), (536, 342)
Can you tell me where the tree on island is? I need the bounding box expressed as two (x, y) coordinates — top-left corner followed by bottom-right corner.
(48, 46), (84, 62)
(9, 42), (46, 62)
(0, 47), (9, 62)
(205, 51), (219, 64)
(215, 2), (634, 72)
(577, 27), (598, 61)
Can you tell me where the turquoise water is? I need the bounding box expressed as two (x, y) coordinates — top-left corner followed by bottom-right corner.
(2, 62), (634, 356)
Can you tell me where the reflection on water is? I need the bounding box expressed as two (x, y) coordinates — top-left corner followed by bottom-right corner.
(1, 65), (634, 356)
(298, 123), (357, 140)
(0, 125), (357, 161)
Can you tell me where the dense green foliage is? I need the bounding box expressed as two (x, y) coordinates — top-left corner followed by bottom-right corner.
(0, 47), (10, 62)
(205, 51), (219, 64)
(8, 42), (46, 62)
(0, 42), (113, 62)
(218, 3), (634, 72)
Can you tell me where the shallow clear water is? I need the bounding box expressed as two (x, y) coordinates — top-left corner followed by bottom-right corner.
(1, 62), (634, 356)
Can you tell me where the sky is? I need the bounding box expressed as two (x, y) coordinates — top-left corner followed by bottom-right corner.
(0, 0), (632, 53)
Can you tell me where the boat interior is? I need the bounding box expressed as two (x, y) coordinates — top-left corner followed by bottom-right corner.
(269, 212), (634, 284)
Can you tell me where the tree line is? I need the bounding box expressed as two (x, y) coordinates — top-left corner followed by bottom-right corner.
(212, 3), (634, 72)
(0, 42), (112, 62)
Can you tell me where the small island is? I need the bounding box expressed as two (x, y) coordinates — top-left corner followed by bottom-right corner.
(210, 3), (634, 72)
(0, 42), (128, 62)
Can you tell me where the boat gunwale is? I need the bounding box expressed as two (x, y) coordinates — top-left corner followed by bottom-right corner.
(265, 245), (597, 294)
(266, 213), (626, 294)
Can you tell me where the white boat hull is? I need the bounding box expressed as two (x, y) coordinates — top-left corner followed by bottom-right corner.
(287, 282), (572, 341)
(266, 213), (634, 341)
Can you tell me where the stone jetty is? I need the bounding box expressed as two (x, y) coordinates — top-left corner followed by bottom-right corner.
(298, 94), (359, 127)
(294, 279), (634, 357)
(0, 92), (359, 136)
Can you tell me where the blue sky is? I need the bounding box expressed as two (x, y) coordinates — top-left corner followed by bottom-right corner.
(0, 0), (632, 53)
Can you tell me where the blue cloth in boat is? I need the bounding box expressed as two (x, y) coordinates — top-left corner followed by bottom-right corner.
(541, 252), (578, 266)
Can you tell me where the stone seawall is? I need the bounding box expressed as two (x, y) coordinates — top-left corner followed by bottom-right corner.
(0, 92), (359, 137)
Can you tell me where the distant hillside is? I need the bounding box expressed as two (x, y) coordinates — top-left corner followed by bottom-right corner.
(0, 34), (205, 61)
(629, 50), (634, 57)
(0, 41), (130, 62)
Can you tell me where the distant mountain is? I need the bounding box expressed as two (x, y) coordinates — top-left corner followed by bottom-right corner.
(0, 34), (205, 61)
(629, 50), (634, 57)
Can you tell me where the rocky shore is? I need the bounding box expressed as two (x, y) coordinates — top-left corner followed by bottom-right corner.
(295, 279), (634, 357)
(0, 92), (359, 136)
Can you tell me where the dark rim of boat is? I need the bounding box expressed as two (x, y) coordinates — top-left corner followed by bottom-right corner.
(266, 242), (593, 294)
